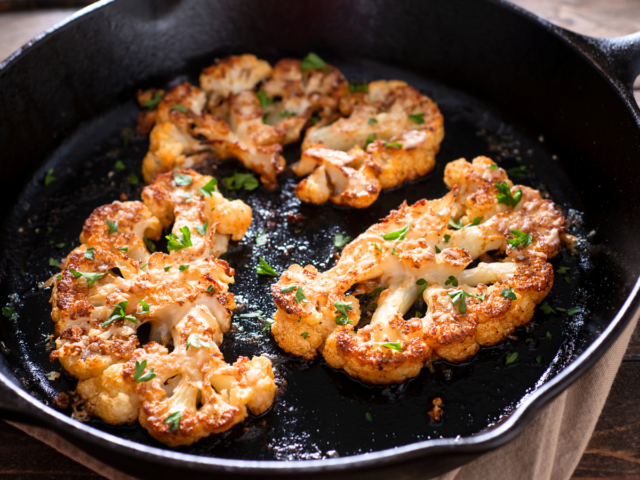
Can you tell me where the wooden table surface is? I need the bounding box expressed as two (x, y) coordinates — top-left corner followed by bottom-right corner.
(1, 1), (640, 478)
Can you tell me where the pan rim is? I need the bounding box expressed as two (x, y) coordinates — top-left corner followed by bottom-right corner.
(1, 0), (639, 473)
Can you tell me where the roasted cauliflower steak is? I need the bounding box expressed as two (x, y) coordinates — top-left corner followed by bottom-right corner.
(49, 169), (276, 446)
(292, 80), (445, 208)
(271, 157), (566, 384)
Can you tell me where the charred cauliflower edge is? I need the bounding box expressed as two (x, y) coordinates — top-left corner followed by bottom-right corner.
(136, 54), (444, 208)
(48, 169), (276, 446)
(270, 157), (567, 385)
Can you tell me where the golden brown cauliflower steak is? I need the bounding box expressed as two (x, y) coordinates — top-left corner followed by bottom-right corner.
(49, 169), (276, 446)
(271, 157), (566, 385)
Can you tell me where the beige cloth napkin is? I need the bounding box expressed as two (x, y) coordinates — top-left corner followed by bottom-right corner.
(7, 313), (638, 480)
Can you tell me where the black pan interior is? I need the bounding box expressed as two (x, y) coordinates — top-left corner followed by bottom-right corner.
(0, 55), (607, 460)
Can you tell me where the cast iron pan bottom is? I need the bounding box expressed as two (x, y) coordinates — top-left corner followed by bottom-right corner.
(1, 58), (603, 460)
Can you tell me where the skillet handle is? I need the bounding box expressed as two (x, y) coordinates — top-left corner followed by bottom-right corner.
(587, 32), (640, 93)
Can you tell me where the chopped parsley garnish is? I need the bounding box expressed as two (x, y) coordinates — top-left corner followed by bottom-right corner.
(262, 319), (274, 332)
(556, 307), (567, 313)
(138, 300), (150, 313)
(448, 217), (463, 230)
(278, 110), (297, 117)
(495, 182), (522, 207)
(195, 220), (208, 236)
(114, 160), (126, 171)
(448, 290), (485, 314)
(280, 285), (298, 293)
(198, 178), (218, 197)
(301, 332), (309, 339)
(443, 234), (451, 243)
(408, 113), (425, 124)
(300, 52), (330, 72)
(414, 311), (423, 318)
(126, 173), (139, 185)
(173, 171), (192, 186)
(106, 220), (118, 234)
(557, 266), (570, 275)
(182, 194), (193, 203)
(69, 270), (105, 287)
(334, 301), (353, 325)
(84, 248), (95, 260)
(508, 229), (532, 248)
(505, 352), (518, 366)
(567, 307), (582, 316)
(391, 247), (397, 255)
(166, 226), (192, 251)
(540, 301), (556, 314)
(333, 232), (350, 248)
(445, 276), (458, 287)
(186, 333), (213, 350)
(49, 258), (60, 267)
(144, 233), (156, 253)
(564, 276), (571, 284)
(501, 285), (517, 300)
(256, 257), (277, 276)
(383, 223), (410, 241)
(368, 117), (378, 125)
(488, 164), (498, 170)
(380, 342), (402, 352)
(44, 168), (56, 186)
(462, 217), (483, 229)
(434, 245), (442, 253)
(349, 83), (368, 93)
(295, 287), (309, 304)
(256, 89), (273, 110)
(507, 165), (528, 179)
(179, 265), (189, 272)
(364, 133), (377, 149)
(536, 356), (542, 364)
(164, 265), (171, 272)
(255, 231), (268, 247)
(365, 412), (373, 422)
(226, 171), (259, 191)
(546, 331), (553, 339)
(142, 91), (163, 110)
(101, 301), (137, 328)
(416, 279), (428, 297)
(165, 411), (181, 432)
(372, 242), (383, 252)
(382, 141), (403, 148)
(171, 104), (188, 113)
(134, 360), (156, 383)
(2, 306), (19, 321)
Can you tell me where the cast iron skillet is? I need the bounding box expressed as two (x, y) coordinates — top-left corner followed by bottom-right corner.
(1, 0), (640, 478)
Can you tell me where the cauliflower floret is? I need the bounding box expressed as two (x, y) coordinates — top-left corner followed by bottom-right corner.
(50, 171), (276, 445)
(292, 81), (444, 207)
(272, 158), (564, 384)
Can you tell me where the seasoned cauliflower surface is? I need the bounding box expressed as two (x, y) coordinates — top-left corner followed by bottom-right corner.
(49, 169), (276, 446)
(292, 80), (444, 208)
(271, 157), (566, 384)
(139, 54), (350, 189)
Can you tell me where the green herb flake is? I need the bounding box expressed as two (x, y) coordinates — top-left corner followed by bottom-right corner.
(445, 276), (458, 287)
(195, 220), (208, 236)
(2, 306), (19, 321)
(557, 266), (570, 275)
(262, 319), (274, 332)
(334, 301), (353, 325)
(540, 301), (556, 315)
(364, 133), (377, 149)
(114, 160), (126, 171)
(280, 285), (298, 294)
(140, 263), (148, 270)
(333, 232), (350, 248)
(372, 242), (383, 252)
(546, 331), (553, 339)
(166, 226), (193, 251)
(494, 181), (523, 207)
(443, 234), (451, 243)
(301, 332), (309, 339)
(126, 173), (139, 185)
(256, 89), (273, 110)
(256, 257), (278, 276)
(448, 217), (463, 230)
(186, 333), (213, 350)
(349, 83), (368, 93)
(142, 91), (163, 110)
(163, 265), (171, 272)
(508, 229), (533, 249)
(101, 301), (137, 328)
(408, 113), (425, 124)
(198, 178), (218, 197)
(535, 356), (542, 364)
(83, 248), (95, 260)
(69, 269), (106, 288)
(463, 217), (483, 229)
(179, 265), (189, 272)
(134, 360), (156, 383)
(144, 233), (156, 253)
(171, 104), (188, 113)
(383, 223), (411, 241)
(173, 171), (193, 186)
(226, 171), (259, 191)
(49, 258), (60, 267)
(567, 307), (581, 316)
(507, 165), (528, 179)
(138, 300), (150, 314)
(416, 279), (428, 298)
(500, 285), (517, 301)
(300, 52), (330, 72)
(564, 276), (571, 284)
(383, 141), (403, 148)
(448, 290), (485, 314)
(207, 285), (214, 293)
(488, 164), (498, 170)
(165, 411), (181, 432)
(44, 168), (56, 186)
(505, 352), (518, 366)
(106, 220), (118, 234)
(368, 117), (378, 125)
(255, 231), (268, 247)
(380, 342), (402, 352)
(434, 245), (442, 254)
(278, 110), (297, 118)
(295, 286), (309, 304)
(365, 412), (373, 422)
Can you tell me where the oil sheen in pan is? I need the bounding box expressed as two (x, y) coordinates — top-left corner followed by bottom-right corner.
(0, 59), (593, 460)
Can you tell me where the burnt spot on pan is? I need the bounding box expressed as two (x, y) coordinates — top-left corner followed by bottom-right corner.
(0, 59), (603, 460)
